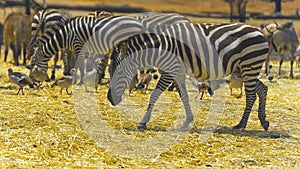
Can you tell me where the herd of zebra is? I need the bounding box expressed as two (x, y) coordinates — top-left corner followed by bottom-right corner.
(1, 7), (300, 131)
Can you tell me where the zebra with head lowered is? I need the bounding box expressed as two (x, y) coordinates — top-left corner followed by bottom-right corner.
(29, 15), (145, 84)
(108, 22), (270, 131)
(263, 21), (299, 78)
(27, 8), (72, 80)
(101, 12), (191, 83)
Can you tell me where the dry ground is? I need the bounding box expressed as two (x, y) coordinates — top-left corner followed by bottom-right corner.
(0, 0), (300, 168)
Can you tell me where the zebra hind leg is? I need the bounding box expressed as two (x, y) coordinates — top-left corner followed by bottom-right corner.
(233, 79), (257, 130)
(256, 79), (269, 131)
(175, 77), (194, 130)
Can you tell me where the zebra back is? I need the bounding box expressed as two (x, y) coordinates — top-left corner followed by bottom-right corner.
(32, 15), (145, 70)
(28, 9), (72, 53)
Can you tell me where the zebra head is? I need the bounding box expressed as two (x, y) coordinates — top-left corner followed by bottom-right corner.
(108, 42), (127, 80)
(29, 44), (49, 79)
(107, 57), (138, 106)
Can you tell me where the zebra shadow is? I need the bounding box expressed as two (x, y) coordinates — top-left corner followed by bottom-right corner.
(191, 125), (291, 139)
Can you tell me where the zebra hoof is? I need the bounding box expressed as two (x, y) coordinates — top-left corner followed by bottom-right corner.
(137, 123), (147, 131)
(232, 123), (246, 130)
(262, 121), (269, 131)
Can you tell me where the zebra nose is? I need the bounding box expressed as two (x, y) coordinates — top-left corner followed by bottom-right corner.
(107, 89), (121, 106)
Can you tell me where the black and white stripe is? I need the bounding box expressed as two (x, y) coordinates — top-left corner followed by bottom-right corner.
(108, 22), (270, 131)
(30, 15), (145, 83)
(107, 12), (190, 79)
(28, 8), (72, 80)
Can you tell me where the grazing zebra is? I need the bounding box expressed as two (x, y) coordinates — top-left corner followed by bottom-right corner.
(27, 8), (72, 80)
(108, 22), (270, 131)
(108, 12), (191, 82)
(30, 15), (145, 84)
(263, 21), (299, 78)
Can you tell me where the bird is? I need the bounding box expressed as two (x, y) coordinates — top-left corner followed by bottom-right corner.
(137, 69), (154, 94)
(226, 74), (243, 98)
(189, 77), (214, 100)
(128, 74), (139, 96)
(8, 68), (34, 95)
(83, 68), (100, 92)
(30, 65), (50, 87)
(51, 69), (76, 95)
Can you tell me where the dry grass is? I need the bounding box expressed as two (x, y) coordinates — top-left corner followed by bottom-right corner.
(0, 0), (300, 168)
(0, 58), (299, 168)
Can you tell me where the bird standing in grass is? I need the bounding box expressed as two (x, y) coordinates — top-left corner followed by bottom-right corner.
(226, 74), (243, 98)
(8, 68), (34, 95)
(30, 65), (50, 87)
(83, 68), (100, 92)
(128, 74), (138, 96)
(189, 76), (214, 100)
(51, 69), (76, 95)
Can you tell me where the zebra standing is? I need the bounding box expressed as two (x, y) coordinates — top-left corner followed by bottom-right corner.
(107, 12), (191, 84)
(30, 15), (145, 84)
(108, 22), (270, 131)
(27, 8), (72, 80)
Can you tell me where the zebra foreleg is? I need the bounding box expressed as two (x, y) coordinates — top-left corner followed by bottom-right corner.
(75, 56), (85, 85)
(256, 79), (269, 131)
(138, 87), (164, 131)
(138, 74), (172, 131)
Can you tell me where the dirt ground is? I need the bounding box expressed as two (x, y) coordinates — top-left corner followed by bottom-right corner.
(0, 0), (299, 168)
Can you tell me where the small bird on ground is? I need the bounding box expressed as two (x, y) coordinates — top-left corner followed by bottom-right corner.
(128, 74), (139, 96)
(137, 69), (154, 94)
(8, 68), (34, 95)
(226, 74), (243, 98)
(83, 68), (100, 92)
(51, 69), (76, 95)
(189, 77), (214, 100)
(30, 65), (50, 87)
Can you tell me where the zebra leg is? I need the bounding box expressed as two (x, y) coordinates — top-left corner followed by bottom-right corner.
(175, 77), (194, 130)
(256, 79), (269, 131)
(51, 53), (59, 80)
(77, 57), (85, 85)
(138, 73), (172, 131)
(233, 79), (257, 130)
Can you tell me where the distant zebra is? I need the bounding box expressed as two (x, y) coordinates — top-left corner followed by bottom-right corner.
(108, 22), (270, 131)
(30, 15), (145, 84)
(27, 8), (72, 80)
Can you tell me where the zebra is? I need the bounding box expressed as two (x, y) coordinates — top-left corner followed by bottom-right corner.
(29, 15), (145, 84)
(107, 12), (191, 84)
(27, 8), (72, 80)
(107, 22), (270, 131)
(263, 21), (299, 78)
